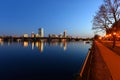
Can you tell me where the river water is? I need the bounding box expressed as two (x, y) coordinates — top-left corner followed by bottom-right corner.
(0, 41), (91, 80)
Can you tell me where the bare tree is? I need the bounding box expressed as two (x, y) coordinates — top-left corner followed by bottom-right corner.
(93, 0), (120, 48)
(92, 4), (110, 32)
(104, 0), (120, 22)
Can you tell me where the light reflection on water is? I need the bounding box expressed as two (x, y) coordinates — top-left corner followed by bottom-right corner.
(22, 41), (68, 52)
(0, 41), (91, 80)
(0, 38), (3, 46)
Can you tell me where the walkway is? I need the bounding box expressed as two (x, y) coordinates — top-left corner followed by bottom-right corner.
(90, 41), (120, 80)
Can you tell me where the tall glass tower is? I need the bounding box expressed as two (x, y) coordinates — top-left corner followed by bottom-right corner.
(38, 28), (44, 37)
(63, 30), (66, 38)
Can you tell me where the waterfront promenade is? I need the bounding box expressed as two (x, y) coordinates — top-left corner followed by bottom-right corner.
(90, 41), (120, 80)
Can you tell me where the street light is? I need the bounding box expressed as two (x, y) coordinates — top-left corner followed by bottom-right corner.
(109, 34), (111, 37)
(105, 35), (108, 38)
(113, 32), (116, 36)
(99, 36), (102, 40)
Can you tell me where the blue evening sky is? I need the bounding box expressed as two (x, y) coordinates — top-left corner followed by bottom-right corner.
(0, 0), (102, 37)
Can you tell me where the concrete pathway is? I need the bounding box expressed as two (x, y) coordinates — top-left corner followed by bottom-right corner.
(91, 41), (120, 80)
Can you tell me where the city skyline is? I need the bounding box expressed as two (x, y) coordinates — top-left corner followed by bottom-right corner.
(0, 0), (102, 38)
(0, 27), (69, 38)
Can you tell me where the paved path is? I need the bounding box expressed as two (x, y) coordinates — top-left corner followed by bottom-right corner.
(90, 41), (112, 80)
(91, 41), (120, 80)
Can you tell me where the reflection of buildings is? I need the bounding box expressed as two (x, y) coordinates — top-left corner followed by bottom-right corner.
(49, 41), (58, 46)
(38, 28), (44, 37)
(48, 41), (67, 51)
(35, 42), (39, 47)
(8, 42), (10, 46)
(60, 42), (63, 48)
(63, 41), (67, 51)
(32, 42), (35, 50)
(0, 38), (3, 46)
(36, 41), (44, 52)
(23, 41), (29, 47)
(38, 41), (43, 52)
(17, 39), (22, 43)
(57, 41), (67, 50)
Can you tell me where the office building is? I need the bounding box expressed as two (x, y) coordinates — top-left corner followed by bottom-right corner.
(63, 30), (66, 38)
(59, 33), (62, 38)
(36, 34), (39, 38)
(23, 34), (28, 38)
(38, 28), (44, 37)
(31, 32), (35, 38)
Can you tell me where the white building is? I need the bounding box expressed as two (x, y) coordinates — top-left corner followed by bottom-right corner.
(23, 34), (28, 38)
(36, 34), (39, 38)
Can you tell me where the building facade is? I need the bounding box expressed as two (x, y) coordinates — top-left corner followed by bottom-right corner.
(23, 34), (28, 38)
(38, 28), (44, 37)
(63, 30), (66, 38)
(31, 32), (35, 38)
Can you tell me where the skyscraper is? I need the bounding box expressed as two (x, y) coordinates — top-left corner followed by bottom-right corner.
(63, 30), (66, 38)
(38, 28), (44, 37)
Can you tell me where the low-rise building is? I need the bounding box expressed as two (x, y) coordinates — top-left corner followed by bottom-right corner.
(23, 34), (28, 38)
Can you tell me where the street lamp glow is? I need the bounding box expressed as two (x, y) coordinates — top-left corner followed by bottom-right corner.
(113, 32), (116, 35)
(105, 35), (108, 37)
(109, 34), (111, 37)
(99, 36), (102, 39)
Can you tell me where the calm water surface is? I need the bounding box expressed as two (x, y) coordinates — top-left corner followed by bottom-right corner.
(0, 41), (91, 80)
